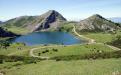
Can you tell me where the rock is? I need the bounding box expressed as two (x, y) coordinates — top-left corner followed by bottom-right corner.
(33, 10), (67, 31)
(77, 14), (120, 31)
(1, 10), (67, 33)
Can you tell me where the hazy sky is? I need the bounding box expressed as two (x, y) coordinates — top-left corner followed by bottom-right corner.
(0, 0), (121, 21)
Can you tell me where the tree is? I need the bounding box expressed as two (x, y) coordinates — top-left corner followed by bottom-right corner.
(0, 40), (10, 49)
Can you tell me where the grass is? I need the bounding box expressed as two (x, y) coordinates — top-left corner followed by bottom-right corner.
(58, 22), (74, 32)
(0, 58), (121, 75)
(33, 44), (115, 58)
(3, 26), (30, 35)
(80, 30), (121, 43)
(0, 23), (121, 75)
(0, 43), (32, 56)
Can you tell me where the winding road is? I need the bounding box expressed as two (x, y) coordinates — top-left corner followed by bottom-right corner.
(29, 25), (121, 59)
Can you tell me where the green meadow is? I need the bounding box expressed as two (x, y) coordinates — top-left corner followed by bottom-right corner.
(0, 59), (121, 75)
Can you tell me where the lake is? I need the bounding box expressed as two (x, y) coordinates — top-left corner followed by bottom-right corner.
(11, 32), (86, 46)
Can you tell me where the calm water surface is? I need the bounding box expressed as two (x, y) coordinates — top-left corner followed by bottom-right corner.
(11, 32), (86, 45)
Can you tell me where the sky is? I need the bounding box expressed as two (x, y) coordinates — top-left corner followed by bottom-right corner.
(0, 0), (121, 21)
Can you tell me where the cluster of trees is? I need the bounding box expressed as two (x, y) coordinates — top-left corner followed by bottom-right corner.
(38, 48), (58, 56)
(0, 40), (10, 49)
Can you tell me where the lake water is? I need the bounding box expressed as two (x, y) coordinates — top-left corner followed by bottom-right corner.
(11, 32), (86, 46)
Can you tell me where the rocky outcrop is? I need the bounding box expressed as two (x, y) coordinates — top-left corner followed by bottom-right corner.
(33, 10), (66, 31)
(77, 14), (119, 31)
(1, 10), (67, 33)
(0, 27), (18, 37)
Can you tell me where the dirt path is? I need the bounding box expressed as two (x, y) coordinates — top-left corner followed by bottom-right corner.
(72, 25), (95, 44)
(30, 47), (50, 59)
(106, 45), (121, 50)
(29, 25), (120, 58)
(72, 25), (121, 51)
(30, 45), (73, 59)
(0, 73), (4, 75)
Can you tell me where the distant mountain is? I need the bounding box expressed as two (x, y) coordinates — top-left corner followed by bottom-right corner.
(1, 10), (66, 33)
(0, 21), (2, 24)
(77, 14), (120, 31)
(0, 27), (18, 37)
(108, 17), (121, 23)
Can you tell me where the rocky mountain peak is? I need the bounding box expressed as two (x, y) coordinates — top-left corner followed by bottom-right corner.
(47, 10), (57, 14)
(92, 14), (102, 17)
(1, 10), (67, 33)
(77, 14), (119, 31)
(33, 10), (67, 31)
(41, 10), (66, 21)
(88, 14), (105, 20)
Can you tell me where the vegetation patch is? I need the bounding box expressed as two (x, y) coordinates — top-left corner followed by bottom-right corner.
(51, 50), (121, 61)
(108, 35), (121, 48)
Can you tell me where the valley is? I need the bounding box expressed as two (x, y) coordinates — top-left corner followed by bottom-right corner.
(0, 10), (121, 75)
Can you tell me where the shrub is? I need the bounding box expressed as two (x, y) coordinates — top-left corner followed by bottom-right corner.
(55, 58), (61, 61)
(51, 50), (121, 61)
(0, 59), (3, 64)
(0, 40), (10, 49)
(42, 51), (46, 54)
(108, 35), (121, 48)
(38, 53), (41, 56)
(45, 50), (49, 52)
(23, 58), (36, 64)
(12, 62), (22, 66)
(0, 55), (43, 64)
(52, 49), (58, 52)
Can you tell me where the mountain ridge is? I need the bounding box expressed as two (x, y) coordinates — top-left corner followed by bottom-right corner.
(0, 21), (2, 24)
(108, 17), (121, 23)
(1, 10), (67, 33)
(77, 14), (120, 31)
(1, 11), (120, 34)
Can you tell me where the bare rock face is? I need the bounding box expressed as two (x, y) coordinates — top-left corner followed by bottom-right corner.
(1, 10), (67, 33)
(0, 27), (18, 37)
(77, 14), (119, 31)
(32, 10), (66, 31)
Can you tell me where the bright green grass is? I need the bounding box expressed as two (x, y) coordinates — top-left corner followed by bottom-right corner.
(0, 43), (32, 56)
(85, 33), (114, 43)
(4, 26), (30, 35)
(1, 59), (121, 75)
(33, 44), (114, 57)
(82, 30), (121, 43)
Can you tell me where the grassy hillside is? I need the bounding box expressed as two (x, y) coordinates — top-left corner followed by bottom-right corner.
(77, 30), (121, 43)
(0, 59), (121, 75)
(33, 44), (114, 58)
(0, 20), (121, 75)
(0, 43), (32, 56)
